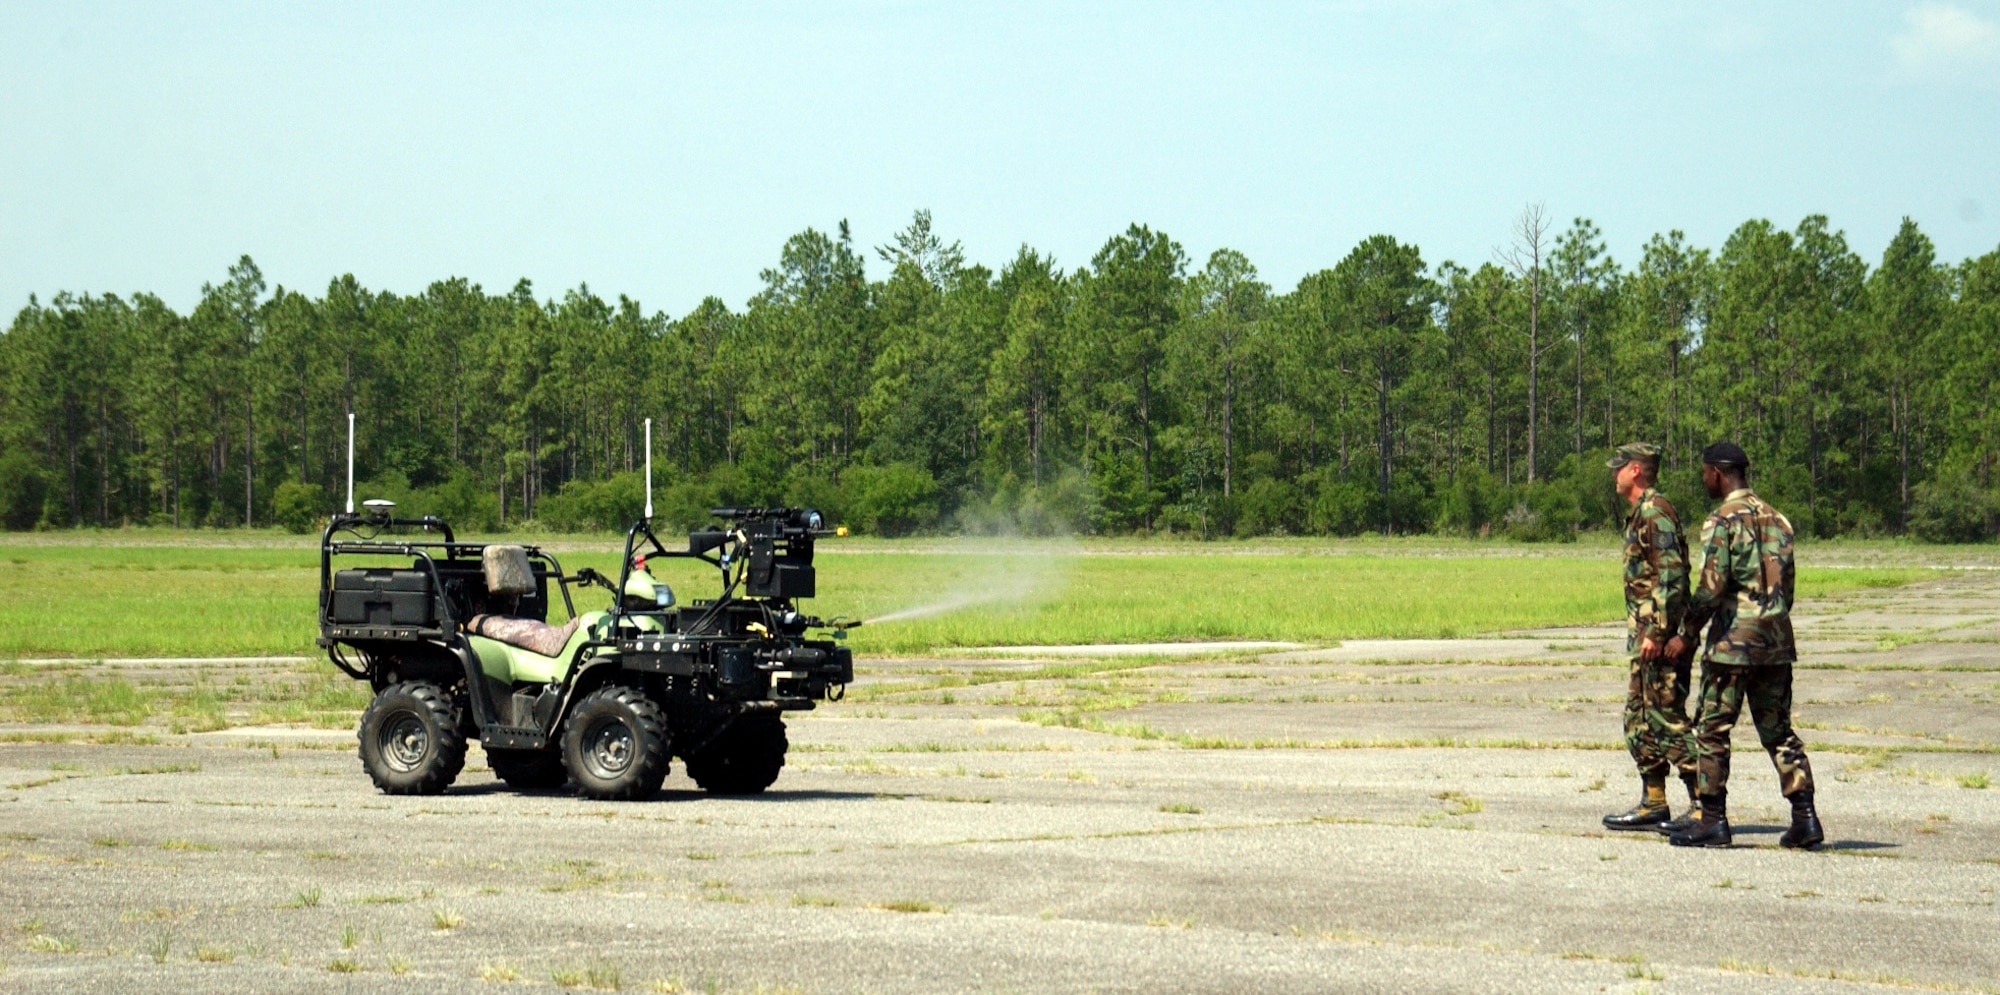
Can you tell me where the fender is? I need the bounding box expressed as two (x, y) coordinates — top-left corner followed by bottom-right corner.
(541, 653), (626, 741)
(447, 634), (501, 729)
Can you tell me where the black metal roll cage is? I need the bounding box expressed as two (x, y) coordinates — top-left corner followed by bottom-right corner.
(609, 516), (749, 637)
(317, 511), (579, 633)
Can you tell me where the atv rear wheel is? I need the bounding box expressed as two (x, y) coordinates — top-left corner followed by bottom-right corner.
(486, 747), (567, 791)
(562, 686), (670, 801)
(357, 681), (466, 795)
(684, 714), (787, 795)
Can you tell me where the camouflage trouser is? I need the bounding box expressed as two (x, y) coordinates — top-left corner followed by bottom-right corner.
(1692, 663), (1814, 799)
(1623, 652), (1696, 779)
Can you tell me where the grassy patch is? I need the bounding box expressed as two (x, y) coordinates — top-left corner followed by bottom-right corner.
(876, 899), (945, 913)
(1020, 707), (1623, 752)
(1431, 790), (1484, 816)
(0, 537), (1935, 658)
(0, 664), (364, 731)
(479, 960), (522, 982)
(551, 960), (622, 990)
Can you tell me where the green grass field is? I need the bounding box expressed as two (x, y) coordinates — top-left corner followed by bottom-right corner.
(0, 531), (1941, 659)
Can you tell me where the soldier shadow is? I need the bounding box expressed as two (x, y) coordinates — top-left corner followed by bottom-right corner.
(1726, 824), (1897, 852)
(1821, 839), (1898, 852)
(1730, 823), (1784, 836)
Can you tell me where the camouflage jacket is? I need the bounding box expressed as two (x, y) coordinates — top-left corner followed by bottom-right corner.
(1679, 488), (1797, 666)
(1623, 488), (1688, 654)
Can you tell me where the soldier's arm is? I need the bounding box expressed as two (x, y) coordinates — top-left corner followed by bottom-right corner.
(1651, 508), (1688, 643)
(1630, 510), (1662, 641)
(1679, 514), (1726, 643)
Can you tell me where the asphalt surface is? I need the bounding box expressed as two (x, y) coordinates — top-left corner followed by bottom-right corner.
(2, 574), (1997, 994)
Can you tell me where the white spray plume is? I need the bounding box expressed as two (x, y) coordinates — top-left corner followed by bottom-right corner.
(863, 541), (1074, 626)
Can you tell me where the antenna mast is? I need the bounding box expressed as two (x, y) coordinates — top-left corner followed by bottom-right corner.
(345, 412), (356, 514)
(644, 418), (654, 520)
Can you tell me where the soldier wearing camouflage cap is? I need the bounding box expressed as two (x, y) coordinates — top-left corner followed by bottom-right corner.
(1600, 442), (1701, 833)
(1664, 442), (1825, 849)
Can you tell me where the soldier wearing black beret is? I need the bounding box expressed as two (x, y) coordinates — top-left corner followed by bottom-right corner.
(1664, 443), (1824, 849)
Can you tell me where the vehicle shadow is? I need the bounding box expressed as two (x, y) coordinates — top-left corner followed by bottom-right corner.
(655, 787), (879, 803)
(448, 783), (879, 803)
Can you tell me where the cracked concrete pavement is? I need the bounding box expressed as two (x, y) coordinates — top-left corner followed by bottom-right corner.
(2, 570), (1997, 993)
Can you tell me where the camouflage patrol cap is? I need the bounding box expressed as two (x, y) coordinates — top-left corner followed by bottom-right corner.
(1605, 441), (1662, 470)
(1701, 441), (1751, 469)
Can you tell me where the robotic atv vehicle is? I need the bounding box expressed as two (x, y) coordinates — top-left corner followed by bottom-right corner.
(317, 503), (855, 800)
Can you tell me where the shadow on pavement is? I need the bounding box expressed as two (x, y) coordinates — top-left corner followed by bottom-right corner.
(1823, 839), (1899, 852)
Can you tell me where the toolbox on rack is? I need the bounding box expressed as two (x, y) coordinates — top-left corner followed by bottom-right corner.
(328, 567), (437, 628)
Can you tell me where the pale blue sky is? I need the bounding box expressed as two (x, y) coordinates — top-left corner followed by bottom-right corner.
(3, 1), (1997, 317)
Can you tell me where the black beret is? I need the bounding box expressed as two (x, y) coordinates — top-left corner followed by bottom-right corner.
(1701, 441), (1751, 468)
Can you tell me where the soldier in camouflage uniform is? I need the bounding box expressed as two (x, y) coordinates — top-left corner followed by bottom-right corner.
(1601, 442), (1701, 833)
(1664, 442), (1825, 849)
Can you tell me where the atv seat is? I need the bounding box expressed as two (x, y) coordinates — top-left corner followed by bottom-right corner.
(466, 544), (576, 656)
(466, 614), (581, 658)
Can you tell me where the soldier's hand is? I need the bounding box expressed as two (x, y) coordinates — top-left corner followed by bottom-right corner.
(1640, 636), (1662, 662)
(1664, 636), (1689, 661)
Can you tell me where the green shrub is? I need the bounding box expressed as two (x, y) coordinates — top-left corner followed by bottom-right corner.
(842, 462), (938, 536)
(271, 481), (326, 534)
(423, 470), (500, 531)
(0, 450), (48, 530)
(537, 473), (644, 532)
(1234, 478), (1300, 537)
(1910, 473), (1996, 543)
(1305, 473), (1374, 536)
(1500, 502), (1566, 542)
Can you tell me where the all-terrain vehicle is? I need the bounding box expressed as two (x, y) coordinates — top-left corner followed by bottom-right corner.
(317, 502), (855, 800)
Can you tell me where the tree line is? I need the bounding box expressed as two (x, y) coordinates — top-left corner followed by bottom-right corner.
(3, 207), (1998, 541)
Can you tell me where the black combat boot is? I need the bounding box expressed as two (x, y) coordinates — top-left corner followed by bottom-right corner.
(1603, 776), (1672, 831)
(1658, 773), (1702, 834)
(1779, 791), (1824, 850)
(1669, 794), (1731, 848)
(1603, 802), (1671, 831)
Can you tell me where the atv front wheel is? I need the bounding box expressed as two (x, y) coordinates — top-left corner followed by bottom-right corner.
(357, 681), (467, 795)
(562, 686), (670, 801)
(684, 714), (787, 795)
(486, 747), (568, 791)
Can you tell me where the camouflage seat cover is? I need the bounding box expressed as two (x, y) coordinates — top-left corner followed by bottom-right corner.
(466, 614), (581, 659)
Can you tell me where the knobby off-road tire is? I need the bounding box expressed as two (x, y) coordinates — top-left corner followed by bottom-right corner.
(562, 686), (670, 801)
(684, 714), (787, 795)
(357, 681), (467, 795)
(486, 747), (568, 791)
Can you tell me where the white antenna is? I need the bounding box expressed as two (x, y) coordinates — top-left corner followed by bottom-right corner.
(345, 412), (356, 514)
(643, 418), (654, 520)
